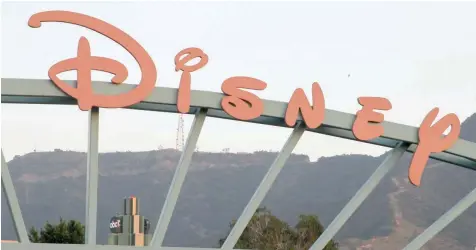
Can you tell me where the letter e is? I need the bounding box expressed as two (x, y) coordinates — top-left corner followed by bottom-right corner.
(352, 97), (392, 141)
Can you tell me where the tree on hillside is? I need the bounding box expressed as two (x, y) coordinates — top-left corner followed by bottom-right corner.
(28, 218), (85, 244)
(219, 207), (339, 250)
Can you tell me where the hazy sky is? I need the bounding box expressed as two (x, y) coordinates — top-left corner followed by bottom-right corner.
(2, 1), (476, 161)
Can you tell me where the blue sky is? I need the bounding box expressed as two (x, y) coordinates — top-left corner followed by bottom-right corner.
(2, 1), (475, 161)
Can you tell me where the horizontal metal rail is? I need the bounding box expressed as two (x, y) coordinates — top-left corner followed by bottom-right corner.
(2, 78), (475, 171)
(0, 244), (248, 250)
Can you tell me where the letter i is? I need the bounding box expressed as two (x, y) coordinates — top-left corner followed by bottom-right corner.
(175, 48), (208, 113)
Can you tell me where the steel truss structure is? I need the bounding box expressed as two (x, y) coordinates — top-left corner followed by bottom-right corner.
(1, 78), (475, 250)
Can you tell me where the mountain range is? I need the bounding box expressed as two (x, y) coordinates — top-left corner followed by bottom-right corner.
(2, 114), (475, 249)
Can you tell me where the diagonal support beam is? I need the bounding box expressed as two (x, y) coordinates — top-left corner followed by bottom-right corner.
(85, 107), (100, 245)
(403, 186), (476, 250)
(151, 108), (207, 247)
(310, 142), (409, 250)
(220, 123), (306, 249)
(1, 150), (30, 243)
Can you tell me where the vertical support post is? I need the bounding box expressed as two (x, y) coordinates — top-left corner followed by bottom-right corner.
(150, 108), (207, 247)
(220, 123), (306, 249)
(310, 142), (409, 250)
(403, 186), (476, 250)
(85, 107), (100, 245)
(1, 151), (30, 243)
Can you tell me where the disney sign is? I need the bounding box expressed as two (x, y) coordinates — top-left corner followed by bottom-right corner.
(28, 10), (461, 187)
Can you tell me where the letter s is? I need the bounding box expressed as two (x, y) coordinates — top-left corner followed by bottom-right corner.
(221, 76), (267, 120)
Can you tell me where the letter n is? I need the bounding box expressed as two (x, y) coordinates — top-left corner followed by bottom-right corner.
(285, 82), (325, 129)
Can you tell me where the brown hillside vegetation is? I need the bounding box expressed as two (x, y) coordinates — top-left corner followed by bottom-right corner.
(2, 114), (475, 249)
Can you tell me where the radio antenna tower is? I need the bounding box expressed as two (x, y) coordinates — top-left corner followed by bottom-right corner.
(176, 114), (185, 151)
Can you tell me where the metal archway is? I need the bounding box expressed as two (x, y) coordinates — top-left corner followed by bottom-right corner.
(2, 78), (476, 250)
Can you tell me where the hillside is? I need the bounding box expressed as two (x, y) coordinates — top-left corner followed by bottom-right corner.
(2, 114), (475, 249)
